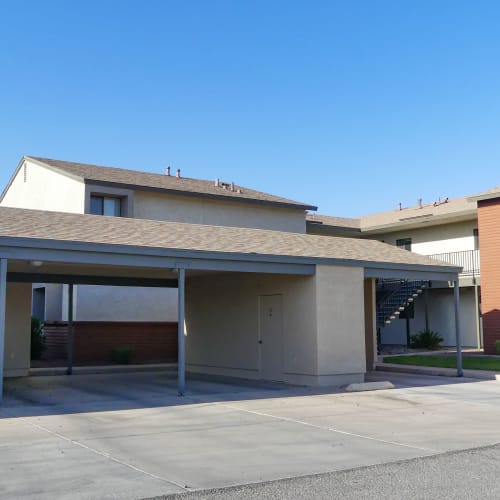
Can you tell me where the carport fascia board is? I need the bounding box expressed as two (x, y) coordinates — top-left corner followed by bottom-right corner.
(0, 236), (460, 279)
(7, 273), (178, 287)
(364, 266), (460, 282)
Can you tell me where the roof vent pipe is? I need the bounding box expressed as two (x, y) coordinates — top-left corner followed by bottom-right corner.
(176, 169), (181, 178)
(418, 198), (422, 208)
(215, 178), (220, 187)
(166, 166), (171, 176)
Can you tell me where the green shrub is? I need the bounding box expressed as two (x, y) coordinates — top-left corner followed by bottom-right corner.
(31, 317), (46, 360)
(495, 340), (500, 355)
(111, 346), (132, 364)
(409, 329), (443, 350)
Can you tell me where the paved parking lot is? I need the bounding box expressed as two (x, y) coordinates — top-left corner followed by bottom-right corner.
(1, 370), (500, 499)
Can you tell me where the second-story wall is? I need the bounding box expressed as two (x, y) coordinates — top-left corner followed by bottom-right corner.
(133, 191), (307, 232)
(1, 159), (85, 213)
(371, 219), (478, 256)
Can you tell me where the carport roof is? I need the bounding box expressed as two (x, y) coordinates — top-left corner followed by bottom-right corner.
(0, 207), (460, 277)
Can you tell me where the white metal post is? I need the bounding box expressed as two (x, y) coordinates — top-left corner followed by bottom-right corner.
(454, 280), (463, 377)
(66, 283), (74, 375)
(177, 268), (185, 396)
(0, 258), (7, 403)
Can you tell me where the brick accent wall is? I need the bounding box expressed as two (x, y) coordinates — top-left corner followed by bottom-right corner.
(478, 199), (500, 354)
(42, 321), (178, 364)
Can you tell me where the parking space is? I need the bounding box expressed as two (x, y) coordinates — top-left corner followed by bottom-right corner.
(1, 371), (500, 499)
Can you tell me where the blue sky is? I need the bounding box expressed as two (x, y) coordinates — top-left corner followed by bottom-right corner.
(1, 1), (499, 216)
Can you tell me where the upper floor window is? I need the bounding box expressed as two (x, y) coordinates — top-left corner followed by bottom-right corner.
(90, 195), (121, 217)
(473, 228), (479, 250)
(396, 238), (412, 251)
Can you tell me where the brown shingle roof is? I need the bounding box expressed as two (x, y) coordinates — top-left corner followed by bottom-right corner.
(0, 206), (459, 270)
(306, 214), (361, 230)
(359, 195), (476, 231)
(467, 186), (500, 202)
(26, 156), (316, 211)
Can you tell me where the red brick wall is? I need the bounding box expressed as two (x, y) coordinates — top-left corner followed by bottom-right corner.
(478, 199), (500, 353)
(42, 321), (178, 364)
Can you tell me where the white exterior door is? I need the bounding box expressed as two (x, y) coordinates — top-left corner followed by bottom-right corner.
(259, 294), (284, 381)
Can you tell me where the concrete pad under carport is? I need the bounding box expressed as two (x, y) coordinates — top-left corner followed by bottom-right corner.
(1, 371), (500, 499)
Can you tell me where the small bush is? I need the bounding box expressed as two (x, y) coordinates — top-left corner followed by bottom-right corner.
(495, 340), (500, 355)
(409, 329), (443, 350)
(31, 317), (46, 360)
(111, 346), (132, 364)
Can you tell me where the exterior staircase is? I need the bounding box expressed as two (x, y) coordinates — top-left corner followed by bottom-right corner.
(376, 279), (429, 328)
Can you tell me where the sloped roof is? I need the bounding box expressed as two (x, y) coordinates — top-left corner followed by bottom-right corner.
(306, 213), (361, 230)
(359, 195), (477, 232)
(467, 186), (500, 203)
(22, 156), (316, 211)
(0, 206), (459, 271)
(309, 194), (477, 235)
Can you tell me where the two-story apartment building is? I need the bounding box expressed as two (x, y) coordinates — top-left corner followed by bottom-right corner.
(307, 195), (482, 349)
(1, 156), (315, 326)
(0, 155), (459, 396)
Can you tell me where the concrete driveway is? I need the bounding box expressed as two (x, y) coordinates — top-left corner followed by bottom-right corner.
(1, 370), (500, 499)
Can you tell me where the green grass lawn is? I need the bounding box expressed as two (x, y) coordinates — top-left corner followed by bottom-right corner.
(384, 355), (500, 371)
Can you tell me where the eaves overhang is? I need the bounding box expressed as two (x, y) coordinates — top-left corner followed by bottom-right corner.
(359, 209), (477, 235)
(22, 156), (317, 212)
(84, 179), (318, 211)
(0, 236), (461, 281)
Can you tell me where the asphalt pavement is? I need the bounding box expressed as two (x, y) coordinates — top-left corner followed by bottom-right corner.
(151, 443), (500, 500)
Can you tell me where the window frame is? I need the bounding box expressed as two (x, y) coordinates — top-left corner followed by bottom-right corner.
(396, 238), (412, 251)
(90, 195), (122, 217)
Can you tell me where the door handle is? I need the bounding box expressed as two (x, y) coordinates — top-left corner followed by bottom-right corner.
(258, 340), (263, 344)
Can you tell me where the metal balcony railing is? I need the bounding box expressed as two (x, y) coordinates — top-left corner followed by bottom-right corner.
(426, 249), (480, 277)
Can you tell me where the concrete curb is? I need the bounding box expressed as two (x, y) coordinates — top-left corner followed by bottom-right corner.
(377, 363), (500, 381)
(29, 363), (178, 377)
(346, 381), (395, 392)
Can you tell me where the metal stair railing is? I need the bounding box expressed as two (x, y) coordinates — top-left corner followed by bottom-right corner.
(376, 279), (429, 328)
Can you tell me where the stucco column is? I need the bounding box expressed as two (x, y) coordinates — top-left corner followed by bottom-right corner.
(0, 258), (7, 403)
(364, 278), (377, 371)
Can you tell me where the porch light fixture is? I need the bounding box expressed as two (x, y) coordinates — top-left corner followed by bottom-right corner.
(30, 260), (43, 267)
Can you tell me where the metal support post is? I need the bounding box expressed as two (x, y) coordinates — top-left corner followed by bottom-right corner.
(454, 280), (463, 377)
(0, 259), (7, 403)
(424, 288), (429, 331)
(66, 284), (74, 375)
(177, 268), (185, 396)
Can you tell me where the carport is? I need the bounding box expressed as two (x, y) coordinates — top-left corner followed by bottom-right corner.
(0, 206), (462, 403)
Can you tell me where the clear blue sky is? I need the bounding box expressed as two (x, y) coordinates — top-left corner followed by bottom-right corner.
(1, 0), (500, 216)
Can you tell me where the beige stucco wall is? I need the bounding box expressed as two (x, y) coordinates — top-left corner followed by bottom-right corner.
(4, 283), (31, 377)
(185, 272), (317, 381)
(1, 159), (85, 213)
(314, 265), (365, 385)
(381, 286), (478, 347)
(185, 265), (366, 387)
(59, 285), (178, 322)
(134, 191), (307, 232)
(374, 220), (477, 255)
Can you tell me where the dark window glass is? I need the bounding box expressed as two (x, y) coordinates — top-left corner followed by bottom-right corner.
(473, 228), (479, 250)
(396, 238), (412, 251)
(103, 197), (121, 216)
(90, 195), (121, 216)
(90, 196), (104, 215)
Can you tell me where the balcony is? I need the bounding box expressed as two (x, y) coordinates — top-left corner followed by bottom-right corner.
(426, 249), (480, 277)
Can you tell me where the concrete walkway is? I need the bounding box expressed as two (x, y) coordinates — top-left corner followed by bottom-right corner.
(1, 370), (500, 499)
(377, 361), (500, 380)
